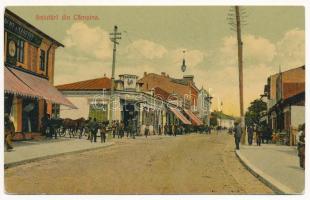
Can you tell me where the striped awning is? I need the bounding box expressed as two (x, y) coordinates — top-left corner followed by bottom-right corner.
(169, 107), (191, 125)
(4, 67), (76, 109)
(184, 109), (203, 126)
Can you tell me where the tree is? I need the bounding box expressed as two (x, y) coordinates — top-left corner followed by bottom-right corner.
(245, 99), (267, 127)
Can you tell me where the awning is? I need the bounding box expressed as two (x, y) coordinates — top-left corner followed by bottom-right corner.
(184, 109), (203, 126)
(4, 67), (76, 109)
(169, 107), (191, 125)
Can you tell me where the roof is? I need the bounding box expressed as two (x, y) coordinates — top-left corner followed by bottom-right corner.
(283, 82), (305, 100)
(138, 73), (199, 97)
(153, 87), (177, 101)
(56, 77), (112, 91)
(5, 9), (64, 47)
(212, 111), (235, 120)
(5, 66), (76, 108)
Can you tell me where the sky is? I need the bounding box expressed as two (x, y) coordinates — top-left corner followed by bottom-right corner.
(8, 6), (305, 116)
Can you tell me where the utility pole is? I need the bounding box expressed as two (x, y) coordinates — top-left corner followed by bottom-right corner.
(235, 6), (245, 144)
(227, 6), (247, 144)
(109, 25), (121, 125)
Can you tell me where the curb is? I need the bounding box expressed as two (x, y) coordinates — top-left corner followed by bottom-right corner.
(235, 150), (296, 195)
(4, 143), (114, 169)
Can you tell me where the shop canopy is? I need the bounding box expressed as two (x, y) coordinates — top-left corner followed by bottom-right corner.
(169, 107), (191, 125)
(4, 67), (76, 109)
(184, 109), (203, 126)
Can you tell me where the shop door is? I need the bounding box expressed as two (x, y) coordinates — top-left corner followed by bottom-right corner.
(22, 99), (39, 132)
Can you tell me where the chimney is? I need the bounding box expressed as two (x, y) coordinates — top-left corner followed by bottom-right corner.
(183, 75), (194, 82)
(161, 72), (166, 76)
(144, 72), (147, 77)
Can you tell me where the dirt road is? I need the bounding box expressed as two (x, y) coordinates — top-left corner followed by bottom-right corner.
(5, 133), (273, 194)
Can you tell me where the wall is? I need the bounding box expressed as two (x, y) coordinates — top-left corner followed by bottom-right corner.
(60, 96), (90, 119)
(290, 105), (305, 128)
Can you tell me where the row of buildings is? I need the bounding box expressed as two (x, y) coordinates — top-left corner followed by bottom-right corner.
(56, 72), (213, 135)
(261, 66), (305, 145)
(4, 9), (213, 137)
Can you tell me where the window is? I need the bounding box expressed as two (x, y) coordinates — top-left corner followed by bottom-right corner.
(17, 39), (24, 63)
(40, 49), (46, 71)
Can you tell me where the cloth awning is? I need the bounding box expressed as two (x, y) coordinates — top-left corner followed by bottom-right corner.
(184, 109), (203, 126)
(4, 67), (76, 109)
(169, 107), (191, 125)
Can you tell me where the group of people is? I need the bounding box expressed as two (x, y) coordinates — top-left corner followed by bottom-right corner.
(111, 118), (137, 139)
(233, 121), (271, 150)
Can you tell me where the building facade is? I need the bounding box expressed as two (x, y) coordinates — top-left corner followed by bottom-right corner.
(197, 87), (212, 126)
(263, 66), (305, 145)
(4, 9), (75, 135)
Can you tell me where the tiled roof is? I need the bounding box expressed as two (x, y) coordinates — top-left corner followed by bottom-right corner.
(56, 77), (112, 91)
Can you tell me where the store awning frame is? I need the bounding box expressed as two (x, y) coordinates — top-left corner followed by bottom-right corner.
(4, 66), (76, 109)
(184, 109), (204, 126)
(169, 106), (191, 125)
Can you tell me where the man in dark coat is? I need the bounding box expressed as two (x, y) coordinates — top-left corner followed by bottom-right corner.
(233, 121), (242, 150)
(247, 125), (254, 145)
(89, 118), (99, 143)
(4, 114), (15, 151)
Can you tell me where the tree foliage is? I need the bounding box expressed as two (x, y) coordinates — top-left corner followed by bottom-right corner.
(245, 99), (267, 127)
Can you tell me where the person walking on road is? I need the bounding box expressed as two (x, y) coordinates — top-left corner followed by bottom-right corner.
(233, 121), (242, 150)
(89, 118), (99, 143)
(4, 114), (15, 152)
(100, 122), (107, 143)
(256, 125), (262, 146)
(247, 125), (254, 145)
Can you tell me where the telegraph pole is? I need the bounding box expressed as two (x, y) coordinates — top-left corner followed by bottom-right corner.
(235, 6), (245, 144)
(109, 25), (121, 125)
(227, 6), (247, 144)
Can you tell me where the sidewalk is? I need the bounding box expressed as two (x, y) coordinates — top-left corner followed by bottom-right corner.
(236, 144), (305, 194)
(4, 138), (113, 168)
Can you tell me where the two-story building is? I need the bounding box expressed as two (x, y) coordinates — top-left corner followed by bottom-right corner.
(4, 9), (75, 136)
(263, 66), (305, 145)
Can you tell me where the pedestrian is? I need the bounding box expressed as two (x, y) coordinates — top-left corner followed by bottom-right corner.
(158, 124), (162, 135)
(233, 121), (242, 150)
(100, 122), (107, 143)
(4, 114), (15, 152)
(164, 123), (168, 135)
(119, 121), (125, 138)
(145, 122), (150, 138)
(127, 119), (133, 137)
(132, 118), (137, 139)
(90, 118), (99, 143)
(40, 113), (49, 136)
(111, 121), (116, 138)
(297, 124), (305, 169)
(256, 125), (262, 146)
(172, 124), (177, 137)
(247, 125), (254, 145)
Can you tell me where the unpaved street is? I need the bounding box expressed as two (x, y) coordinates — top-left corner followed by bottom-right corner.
(5, 133), (273, 194)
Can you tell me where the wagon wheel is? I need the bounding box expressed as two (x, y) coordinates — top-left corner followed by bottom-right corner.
(58, 127), (66, 137)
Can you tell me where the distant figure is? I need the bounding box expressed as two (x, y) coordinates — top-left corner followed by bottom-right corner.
(233, 122), (242, 150)
(41, 113), (49, 136)
(89, 118), (99, 143)
(256, 125), (262, 146)
(158, 124), (162, 135)
(145, 122), (150, 138)
(100, 122), (107, 143)
(164, 123), (168, 135)
(112, 121), (116, 138)
(247, 125), (254, 145)
(4, 114), (15, 151)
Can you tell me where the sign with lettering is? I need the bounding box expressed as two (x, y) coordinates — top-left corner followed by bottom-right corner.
(4, 16), (42, 47)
